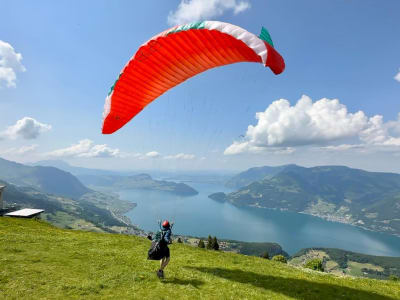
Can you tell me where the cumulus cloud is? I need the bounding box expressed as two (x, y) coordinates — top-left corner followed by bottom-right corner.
(2, 117), (51, 140)
(168, 0), (251, 25)
(47, 139), (120, 158)
(164, 153), (196, 160)
(0, 40), (26, 88)
(225, 95), (400, 155)
(394, 69), (400, 82)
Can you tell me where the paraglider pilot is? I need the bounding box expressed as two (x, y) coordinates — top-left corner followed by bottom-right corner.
(147, 220), (172, 278)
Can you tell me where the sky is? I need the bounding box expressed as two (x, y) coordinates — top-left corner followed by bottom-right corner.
(0, 0), (400, 172)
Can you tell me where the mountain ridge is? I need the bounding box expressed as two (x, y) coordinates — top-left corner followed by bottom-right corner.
(0, 157), (90, 199)
(212, 164), (400, 236)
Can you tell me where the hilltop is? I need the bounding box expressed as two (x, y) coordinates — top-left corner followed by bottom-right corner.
(0, 218), (399, 299)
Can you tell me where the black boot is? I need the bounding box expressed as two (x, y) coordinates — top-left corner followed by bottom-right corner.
(157, 269), (164, 278)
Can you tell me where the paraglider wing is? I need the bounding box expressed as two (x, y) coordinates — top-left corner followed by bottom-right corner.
(102, 21), (285, 134)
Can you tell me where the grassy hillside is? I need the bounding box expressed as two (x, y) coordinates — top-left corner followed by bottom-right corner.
(1, 218), (399, 299)
(291, 248), (400, 280)
(0, 179), (137, 234)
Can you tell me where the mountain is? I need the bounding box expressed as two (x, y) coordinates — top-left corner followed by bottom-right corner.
(78, 173), (199, 196)
(225, 165), (294, 189)
(0, 157), (90, 199)
(0, 179), (136, 232)
(290, 248), (400, 280)
(31, 160), (124, 176)
(1, 218), (399, 299)
(32, 160), (198, 196)
(212, 165), (400, 236)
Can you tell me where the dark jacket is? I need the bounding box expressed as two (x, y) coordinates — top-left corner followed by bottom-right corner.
(154, 227), (172, 244)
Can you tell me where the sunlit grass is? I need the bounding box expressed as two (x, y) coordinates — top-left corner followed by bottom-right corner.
(0, 218), (399, 299)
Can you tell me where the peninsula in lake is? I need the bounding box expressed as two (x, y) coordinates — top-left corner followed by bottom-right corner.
(210, 164), (400, 237)
(78, 173), (198, 196)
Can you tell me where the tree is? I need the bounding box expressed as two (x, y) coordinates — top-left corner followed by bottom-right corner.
(272, 255), (287, 263)
(261, 251), (269, 259)
(304, 259), (324, 272)
(206, 235), (213, 250)
(198, 239), (205, 248)
(177, 237), (183, 243)
(212, 236), (219, 251)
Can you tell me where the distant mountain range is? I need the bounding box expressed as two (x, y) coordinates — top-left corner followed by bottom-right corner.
(0, 157), (197, 232)
(32, 160), (198, 196)
(211, 164), (400, 236)
(0, 157), (90, 199)
(78, 173), (198, 196)
(31, 160), (126, 176)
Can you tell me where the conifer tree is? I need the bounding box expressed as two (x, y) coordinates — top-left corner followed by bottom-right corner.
(198, 239), (205, 248)
(206, 235), (213, 249)
(261, 251), (269, 259)
(212, 236), (219, 251)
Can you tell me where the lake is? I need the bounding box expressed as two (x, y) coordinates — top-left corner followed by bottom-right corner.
(122, 182), (400, 256)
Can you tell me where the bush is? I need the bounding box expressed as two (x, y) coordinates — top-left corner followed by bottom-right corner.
(260, 252), (269, 259)
(272, 255), (287, 263)
(198, 239), (205, 248)
(389, 275), (399, 281)
(304, 259), (324, 272)
(177, 237), (183, 243)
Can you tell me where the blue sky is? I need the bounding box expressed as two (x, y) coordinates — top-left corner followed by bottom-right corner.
(1, 0), (400, 172)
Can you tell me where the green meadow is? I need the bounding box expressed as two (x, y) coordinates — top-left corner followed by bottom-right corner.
(1, 218), (399, 299)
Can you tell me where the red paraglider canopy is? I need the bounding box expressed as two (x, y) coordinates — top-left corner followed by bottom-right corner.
(102, 21), (285, 134)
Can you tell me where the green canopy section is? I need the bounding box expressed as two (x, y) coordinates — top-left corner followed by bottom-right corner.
(259, 27), (274, 47)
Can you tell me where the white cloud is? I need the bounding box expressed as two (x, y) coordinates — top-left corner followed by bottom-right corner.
(17, 144), (38, 154)
(164, 153), (196, 160)
(78, 144), (120, 158)
(47, 139), (120, 158)
(0, 144), (38, 155)
(2, 117), (51, 140)
(394, 69), (400, 82)
(319, 144), (365, 152)
(168, 0), (251, 25)
(225, 95), (400, 155)
(145, 151), (160, 158)
(0, 40), (26, 88)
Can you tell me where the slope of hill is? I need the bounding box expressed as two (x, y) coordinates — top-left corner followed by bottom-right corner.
(217, 165), (400, 236)
(1, 218), (399, 299)
(32, 159), (124, 176)
(0, 179), (138, 234)
(225, 165), (293, 189)
(0, 157), (90, 199)
(291, 248), (400, 280)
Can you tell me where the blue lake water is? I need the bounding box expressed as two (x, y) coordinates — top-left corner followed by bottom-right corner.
(122, 182), (400, 256)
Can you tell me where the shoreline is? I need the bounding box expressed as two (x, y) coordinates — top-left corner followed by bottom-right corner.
(247, 202), (400, 239)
